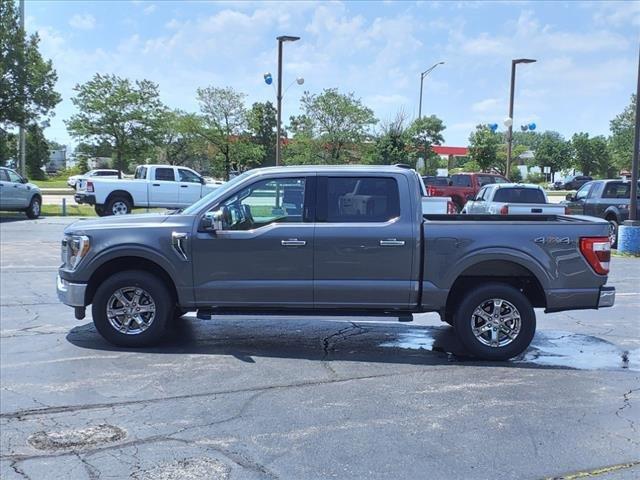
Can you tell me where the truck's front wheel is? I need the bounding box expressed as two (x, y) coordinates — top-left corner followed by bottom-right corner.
(453, 283), (535, 361)
(92, 270), (172, 347)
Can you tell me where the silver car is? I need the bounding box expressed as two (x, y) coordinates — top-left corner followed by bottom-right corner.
(0, 167), (42, 219)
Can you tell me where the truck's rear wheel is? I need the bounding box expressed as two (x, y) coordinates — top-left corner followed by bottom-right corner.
(106, 196), (132, 215)
(453, 283), (535, 361)
(92, 270), (172, 347)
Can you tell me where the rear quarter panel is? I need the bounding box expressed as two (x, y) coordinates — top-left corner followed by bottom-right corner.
(420, 216), (611, 311)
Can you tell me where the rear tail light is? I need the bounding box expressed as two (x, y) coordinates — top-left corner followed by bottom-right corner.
(86, 181), (94, 193)
(499, 205), (509, 215)
(426, 186), (436, 197)
(447, 201), (457, 215)
(580, 237), (611, 275)
(564, 206), (570, 215)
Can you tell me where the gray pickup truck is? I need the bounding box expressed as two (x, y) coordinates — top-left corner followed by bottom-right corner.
(57, 165), (615, 360)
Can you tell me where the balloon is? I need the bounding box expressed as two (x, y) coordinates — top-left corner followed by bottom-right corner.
(263, 73), (273, 85)
(528, 122), (536, 131)
(489, 123), (498, 132)
(520, 125), (528, 131)
(503, 117), (513, 128)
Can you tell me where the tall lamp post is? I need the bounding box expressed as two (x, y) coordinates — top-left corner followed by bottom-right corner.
(505, 58), (536, 177)
(418, 61), (444, 119)
(275, 35), (300, 166)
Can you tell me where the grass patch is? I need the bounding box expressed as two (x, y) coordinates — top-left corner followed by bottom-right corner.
(612, 250), (640, 258)
(41, 204), (97, 217)
(30, 179), (71, 188)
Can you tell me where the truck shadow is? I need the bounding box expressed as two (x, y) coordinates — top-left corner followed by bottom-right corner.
(65, 316), (636, 372)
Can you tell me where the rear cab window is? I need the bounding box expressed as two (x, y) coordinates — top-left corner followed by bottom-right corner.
(493, 187), (546, 203)
(135, 166), (147, 180)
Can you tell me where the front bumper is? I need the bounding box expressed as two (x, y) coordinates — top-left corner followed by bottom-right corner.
(74, 193), (96, 205)
(598, 286), (615, 308)
(56, 275), (87, 307)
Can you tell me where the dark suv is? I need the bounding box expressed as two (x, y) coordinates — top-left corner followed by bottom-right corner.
(563, 175), (593, 191)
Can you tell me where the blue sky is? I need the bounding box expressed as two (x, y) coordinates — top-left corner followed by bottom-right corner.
(25, 0), (640, 149)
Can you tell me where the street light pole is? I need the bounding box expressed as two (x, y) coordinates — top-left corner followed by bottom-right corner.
(628, 45), (640, 222)
(506, 58), (536, 178)
(18, 0), (26, 177)
(275, 35), (300, 166)
(418, 61), (444, 119)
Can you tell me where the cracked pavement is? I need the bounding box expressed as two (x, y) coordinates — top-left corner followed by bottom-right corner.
(1, 216), (639, 479)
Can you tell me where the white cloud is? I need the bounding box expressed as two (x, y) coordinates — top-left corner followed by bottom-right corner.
(69, 13), (96, 30)
(591, 1), (640, 27)
(143, 4), (157, 15)
(472, 98), (500, 113)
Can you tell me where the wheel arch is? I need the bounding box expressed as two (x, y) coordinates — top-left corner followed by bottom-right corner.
(603, 207), (620, 222)
(105, 190), (134, 208)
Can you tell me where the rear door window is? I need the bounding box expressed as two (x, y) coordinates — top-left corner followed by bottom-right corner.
(451, 175), (471, 187)
(155, 168), (176, 182)
(321, 177), (400, 223)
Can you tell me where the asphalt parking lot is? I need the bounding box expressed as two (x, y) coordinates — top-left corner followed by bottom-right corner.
(1, 216), (638, 480)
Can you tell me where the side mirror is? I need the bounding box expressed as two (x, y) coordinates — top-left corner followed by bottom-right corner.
(448, 180), (453, 186)
(200, 208), (226, 232)
(21, 176), (29, 184)
(565, 193), (575, 201)
(200, 176), (206, 185)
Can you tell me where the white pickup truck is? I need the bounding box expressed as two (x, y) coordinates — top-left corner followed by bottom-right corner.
(75, 164), (222, 216)
(462, 183), (568, 215)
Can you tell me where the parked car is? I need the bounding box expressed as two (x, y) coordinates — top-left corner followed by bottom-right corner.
(0, 167), (42, 219)
(462, 183), (568, 215)
(57, 165), (615, 361)
(422, 176), (450, 187)
(549, 181), (565, 191)
(74, 164), (221, 216)
(562, 175), (593, 191)
(67, 169), (122, 189)
(564, 179), (640, 247)
(425, 172), (509, 211)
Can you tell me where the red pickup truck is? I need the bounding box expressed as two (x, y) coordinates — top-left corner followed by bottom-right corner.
(425, 172), (509, 211)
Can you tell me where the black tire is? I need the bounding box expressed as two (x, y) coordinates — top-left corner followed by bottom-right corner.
(94, 205), (107, 217)
(607, 217), (618, 248)
(91, 270), (172, 347)
(105, 196), (132, 216)
(453, 283), (536, 361)
(25, 196), (41, 219)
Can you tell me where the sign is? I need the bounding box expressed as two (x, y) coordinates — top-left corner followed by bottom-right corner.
(543, 166), (551, 174)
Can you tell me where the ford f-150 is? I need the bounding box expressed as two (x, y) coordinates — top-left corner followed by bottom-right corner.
(57, 165), (615, 360)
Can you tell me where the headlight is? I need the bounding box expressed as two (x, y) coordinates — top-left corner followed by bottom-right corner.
(62, 235), (90, 270)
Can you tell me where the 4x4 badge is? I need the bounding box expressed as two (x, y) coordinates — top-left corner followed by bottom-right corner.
(534, 236), (571, 245)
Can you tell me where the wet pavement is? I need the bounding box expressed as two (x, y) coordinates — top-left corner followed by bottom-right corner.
(1, 216), (639, 479)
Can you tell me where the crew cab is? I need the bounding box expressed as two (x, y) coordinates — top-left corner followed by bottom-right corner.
(74, 164), (220, 216)
(462, 183), (567, 216)
(425, 172), (509, 211)
(564, 179), (640, 247)
(57, 165), (615, 361)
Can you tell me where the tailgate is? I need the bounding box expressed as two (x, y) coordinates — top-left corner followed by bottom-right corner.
(505, 203), (566, 215)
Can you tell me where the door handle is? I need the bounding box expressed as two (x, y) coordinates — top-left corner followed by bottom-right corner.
(281, 239), (306, 247)
(379, 239), (405, 247)
(180, 185), (188, 188)
(153, 183), (160, 186)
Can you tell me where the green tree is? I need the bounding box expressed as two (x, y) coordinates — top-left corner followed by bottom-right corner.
(247, 101), (277, 167)
(373, 111), (410, 165)
(468, 124), (501, 172)
(407, 115), (445, 174)
(609, 93), (636, 173)
(533, 131), (573, 177)
(0, 128), (17, 166)
(571, 132), (598, 177)
(66, 74), (166, 172)
(299, 88), (377, 164)
(193, 86), (253, 179)
(152, 110), (207, 168)
(25, 123), (48, 179)
(0, 1), (61, 127)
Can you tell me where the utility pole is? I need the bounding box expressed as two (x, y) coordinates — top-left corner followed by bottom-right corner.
(18, 0), (26, 177)
(275, 35), (300, 166)
(418, 62), (444, 120)
(506, 58), (536, 177)
(628, 45), (639, 222)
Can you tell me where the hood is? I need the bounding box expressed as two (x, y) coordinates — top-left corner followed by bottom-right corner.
(64, 213), (174, 235)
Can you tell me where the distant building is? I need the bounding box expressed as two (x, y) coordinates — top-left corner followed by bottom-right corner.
(432, 146), (469, 169)
(45, 147), (67, 173)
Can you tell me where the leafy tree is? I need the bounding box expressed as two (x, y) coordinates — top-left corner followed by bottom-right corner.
(571, 132), (598, 177)
(66, 74), (166, 172)
(533, 131), (573, 177)
(591, 136), (614, 178)
(407, 115), (445, 174)
(373, 111), (410, 165)
(193, 86), (256, 179)
(299, 88), (377, 164)
(76, 154), (89, 173)
(152, 110), (208, 168)
(609, 93), (636, 173)
(0, 128), (17, 166)
(0, 1), (61, 127)
(247, 101), (277, 167)
(468, 124), (501, 172)
(25, 123), (48, 179)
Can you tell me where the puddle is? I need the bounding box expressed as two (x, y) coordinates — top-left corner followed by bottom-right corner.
(27, 423), (126, 451)
(132, 457), (230, 480)
(380, 328), (639, 371)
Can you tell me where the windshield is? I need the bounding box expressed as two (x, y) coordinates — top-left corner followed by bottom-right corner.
(182, 170), (253, 215)
(493, 187), (546, 203)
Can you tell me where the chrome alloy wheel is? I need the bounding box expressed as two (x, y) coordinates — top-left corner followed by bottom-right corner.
(470, 298), (521, 348)
(106, 287), (156, 335)
(32, 199), (41, 216)
(111, 201), (129, 215)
